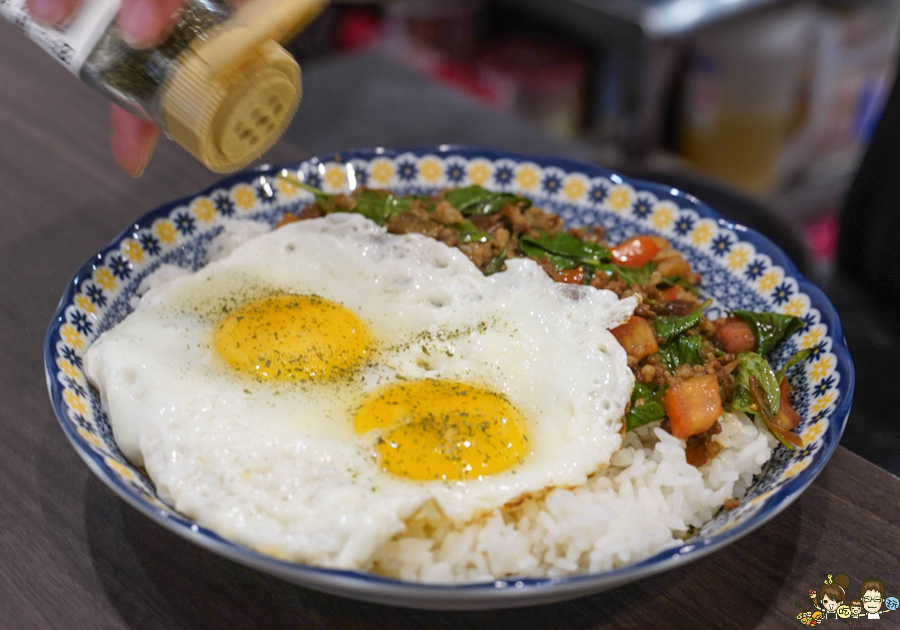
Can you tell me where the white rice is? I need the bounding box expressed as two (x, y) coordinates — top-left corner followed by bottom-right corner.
(369, 412), (775, 582)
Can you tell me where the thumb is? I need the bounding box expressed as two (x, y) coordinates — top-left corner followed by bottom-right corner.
(117, 0), (188, 49)
(27, 0), (82, 25)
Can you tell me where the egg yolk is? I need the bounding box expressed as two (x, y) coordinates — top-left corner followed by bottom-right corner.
(354, 380), (530, 481)
(215, 294), (371, 381)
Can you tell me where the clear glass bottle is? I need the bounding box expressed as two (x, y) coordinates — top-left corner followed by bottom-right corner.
(1, 0), (326, 172)
(81, 0), (234, 122)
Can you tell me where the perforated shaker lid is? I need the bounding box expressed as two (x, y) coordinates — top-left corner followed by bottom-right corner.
(161, 0), (327, 173)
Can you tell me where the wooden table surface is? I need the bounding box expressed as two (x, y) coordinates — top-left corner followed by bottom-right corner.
(2, 19), (899, 630)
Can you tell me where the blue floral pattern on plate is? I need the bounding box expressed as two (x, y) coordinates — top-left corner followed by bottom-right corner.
(45, 147), (854, 609)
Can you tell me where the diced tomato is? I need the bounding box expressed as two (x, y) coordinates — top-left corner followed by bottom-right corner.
(660, 285), (682, 301)
(664, 374), (723, 439)
(556, 267), (585, 284)
(611, 236), (661, 268)
(714, 317), (756, 354)
(610, 316), (658, 360)
(773, 379), (802, 431)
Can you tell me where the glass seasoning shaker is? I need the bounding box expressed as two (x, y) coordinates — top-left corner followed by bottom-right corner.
(1, 0), (326, 172)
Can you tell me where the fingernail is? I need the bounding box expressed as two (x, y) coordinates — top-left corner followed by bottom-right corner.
(129, 133), (159, 178)
(118, 0), (163, 49)
(28, 0), (69, 25)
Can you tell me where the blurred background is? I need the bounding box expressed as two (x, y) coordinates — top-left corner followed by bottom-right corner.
(286, 0), (900, 285)
(280, 0), (900, 473)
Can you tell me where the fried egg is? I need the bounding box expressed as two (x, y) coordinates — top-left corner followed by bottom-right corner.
(84, 213), (637, 568)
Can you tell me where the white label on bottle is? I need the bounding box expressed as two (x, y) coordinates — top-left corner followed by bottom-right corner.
(0, 0), (121, 74)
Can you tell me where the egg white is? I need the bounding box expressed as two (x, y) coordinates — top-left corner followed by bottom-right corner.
(84, 213), (637, 568)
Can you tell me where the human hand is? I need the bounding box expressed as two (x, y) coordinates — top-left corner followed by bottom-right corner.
(27, 0), (188, 175)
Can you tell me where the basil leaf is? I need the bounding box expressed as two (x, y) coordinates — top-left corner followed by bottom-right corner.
(626, 382), (668, 431)
(774, 348), (813, 384)
(352, 189), (412, 225)
(663, 275), (700, 295)
(764, 421), (798, 451)
(631, 382), (656, 399)
(483, 249), (507, 276)
(598, 262), (656, 286)
(519, 232), (612, 269)
(626, 401), (667, 431)
(729, 351), (780, 417)
(582, 267), (595, 284)
(453, 219), (491, 243)
(732, 310), (804, 356)
(519, 242), (576, 271)
(442, 185), (527, 217)
(277, 174), (334, 205)
(656, 311), (703, 341)
(657, 335), (704, 372)
(651, 310), (706, 371)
